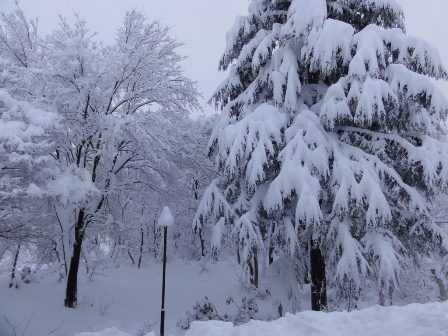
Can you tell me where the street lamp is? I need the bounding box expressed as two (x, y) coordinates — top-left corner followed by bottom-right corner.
(157, 206), (174, 336)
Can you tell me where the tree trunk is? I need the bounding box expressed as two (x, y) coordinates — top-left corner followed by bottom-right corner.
(268, 245), (274, 265)
(199, 228), (205, 258)
(64, 209), (85, 308)
(153, 218), (158, 259)
(53, 239), (61, 264)
(9, 243), (21, 289)
(62, 240), (67, 276)
(82, 243), (92, 275)
(379, 290), (385, 306)
(247, 250), (259, 288)
(138, 227), (144, 268)
(379, 286), (394, 306)
(431, 268), (448, 301)
(114, 238), (122, 263)
(253, 251), (259, 288)
(268, 222), (275, 265)
(83, 254), (89, 275)
(128, 249), (135, 265)
(237, 240), (241, 265)
(310, 242), (327, 311)
(248, 257), (254, 286)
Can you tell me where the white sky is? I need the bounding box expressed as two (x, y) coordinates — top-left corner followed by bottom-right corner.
(0, 0), (447, 116)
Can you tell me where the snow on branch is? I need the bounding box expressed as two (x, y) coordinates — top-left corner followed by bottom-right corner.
(264, 109), (329, 226)
(193, 179), (234, 231)
(302, 19), (354, 78)
(327, 217), (371, 289)
(385, 64), (448, 127)
(215, 104), (288, 189)
(281, 0), (327, 42)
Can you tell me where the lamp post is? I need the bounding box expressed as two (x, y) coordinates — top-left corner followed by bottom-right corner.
(157, 206), (174, 336)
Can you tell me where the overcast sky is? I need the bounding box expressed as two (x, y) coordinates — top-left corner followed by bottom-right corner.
(0, 0), (447, 116)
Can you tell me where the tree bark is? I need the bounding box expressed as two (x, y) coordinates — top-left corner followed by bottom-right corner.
(64, 209), (85, 308)
(110, 241), (116, 259)
(268, 222), (275, 265)
(253, 251), (259, 288)
(138, 227), (144, 268)
(199, 228), (205, 258)
(237, 240), (241, 265)
(9, 243), (21, 289)
(153, 218), (158, 260)
(310, 242), (327, 311)
(268, 245), (274, 265)
(128, 249), (135, 265)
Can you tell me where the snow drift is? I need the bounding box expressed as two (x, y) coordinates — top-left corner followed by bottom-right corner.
(73, 301), (448, 336)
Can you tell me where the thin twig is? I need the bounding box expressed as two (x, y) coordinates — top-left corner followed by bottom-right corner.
(46, 318), (66, 336)
(21, 312), (32, 336)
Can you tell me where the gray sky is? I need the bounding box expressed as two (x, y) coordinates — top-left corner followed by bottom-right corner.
(0, 0), (447, 116)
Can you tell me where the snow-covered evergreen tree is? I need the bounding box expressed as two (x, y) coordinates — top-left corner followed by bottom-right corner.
(196, 0), (448, 310)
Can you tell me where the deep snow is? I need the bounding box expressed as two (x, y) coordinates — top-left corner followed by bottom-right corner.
(0, 260), (241, 336)
(1, 258), (447, 336)
(185, 302), (448, 336)
(72, 301), (448, 336)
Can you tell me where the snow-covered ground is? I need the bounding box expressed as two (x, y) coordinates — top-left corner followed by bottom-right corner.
(0, 260), (242, 336)
(185, 302), (448, 336)
(73, 301), (448, 336)
(1, 259), (447, 336)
